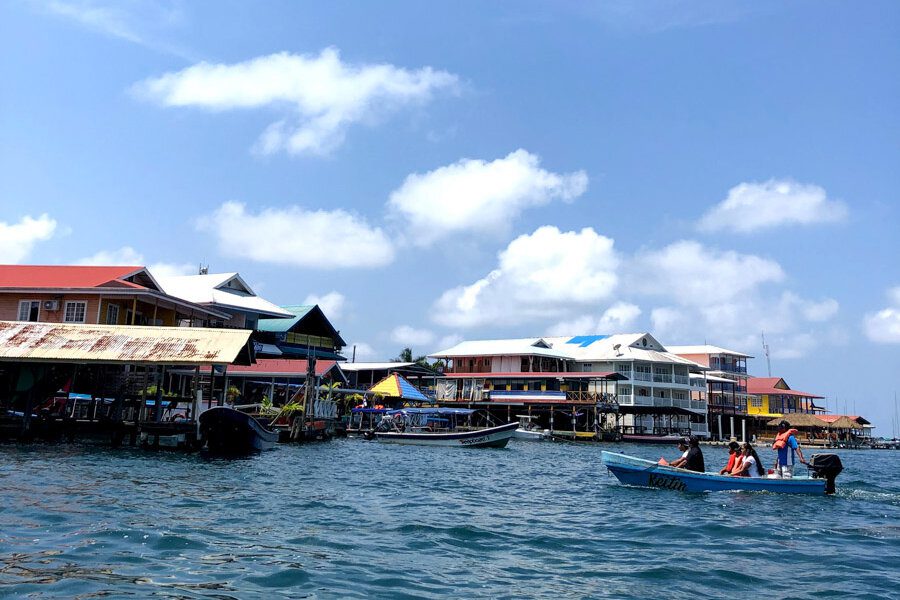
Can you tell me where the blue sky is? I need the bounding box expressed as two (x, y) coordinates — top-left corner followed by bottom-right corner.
(2, 1), (899, 432)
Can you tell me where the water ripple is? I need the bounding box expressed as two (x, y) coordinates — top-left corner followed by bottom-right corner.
(0, 441), (897, 598)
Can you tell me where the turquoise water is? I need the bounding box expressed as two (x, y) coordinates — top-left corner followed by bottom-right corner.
(0, 440), (898, 599)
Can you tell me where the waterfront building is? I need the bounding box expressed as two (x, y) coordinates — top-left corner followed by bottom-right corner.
(669, 344), (753, 441)
(156, 272), (293, 330)
(0, 265), (227, 326)
(256, 305), (346, 360)
(430, 333), (709, 438)
(746, 377), (825, 416)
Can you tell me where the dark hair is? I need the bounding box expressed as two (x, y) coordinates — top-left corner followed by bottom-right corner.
(728, 441), (740, 451)
(688, 435), (700, 447)
(742, 443), (765, 476)
(779, 420), (790, 429)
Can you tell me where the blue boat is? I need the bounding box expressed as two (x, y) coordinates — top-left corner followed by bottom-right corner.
(602, 451), (841, 495)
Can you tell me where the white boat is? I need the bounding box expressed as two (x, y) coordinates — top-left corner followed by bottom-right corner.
(513, 415), (550, 441)
(372, 408), (517, 448)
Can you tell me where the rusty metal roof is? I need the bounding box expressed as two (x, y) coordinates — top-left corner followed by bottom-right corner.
(0, 320), (253, 365)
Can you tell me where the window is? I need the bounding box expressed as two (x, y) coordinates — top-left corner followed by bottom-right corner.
(64, 301), (87, 323)
(106, 304), (119, 325)
(751, 397), (763, 408)
(17, 300), (40, 322)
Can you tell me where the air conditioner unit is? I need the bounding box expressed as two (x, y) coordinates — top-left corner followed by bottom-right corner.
(43, 300), (59, 311)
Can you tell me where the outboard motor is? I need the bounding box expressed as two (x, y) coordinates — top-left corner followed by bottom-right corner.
(808, 454), (843, 495)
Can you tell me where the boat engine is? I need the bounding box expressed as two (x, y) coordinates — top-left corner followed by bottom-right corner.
(808, 454), (843, 495)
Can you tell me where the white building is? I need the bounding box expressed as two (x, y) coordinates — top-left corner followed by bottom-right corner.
(431, 333), (709, 438)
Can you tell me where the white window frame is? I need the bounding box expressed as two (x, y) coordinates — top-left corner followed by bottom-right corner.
(106, 303), (119, 325)
(64, 301), (87, 323)
(17, 300), (41, 322)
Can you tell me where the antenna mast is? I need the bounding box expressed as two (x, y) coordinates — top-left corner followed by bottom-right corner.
(761, 332), (772, 377)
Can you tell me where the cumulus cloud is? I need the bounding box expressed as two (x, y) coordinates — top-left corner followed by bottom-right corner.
(147, 262), (197, 278)
(388, 149), (588, 246)
(303, 291), (346, 319)
(0, 214), (57, 263)
(698, 179), (847, 233)
(433, 226), (618, 327)
(77, 246), (144, 265)
(864, 286), (900, 344)
(198, 201), (394, 269)
(547, 302), (642, 336)
(133, 48), (458, 155)
(435, 333), (463, 352)
(630, 240), (785, 305)
(390, 325), (435, 347)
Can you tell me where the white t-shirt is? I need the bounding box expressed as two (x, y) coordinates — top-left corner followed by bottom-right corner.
(742, 455), (760, 478)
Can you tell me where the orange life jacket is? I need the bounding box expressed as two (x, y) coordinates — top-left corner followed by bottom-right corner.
(772, 428), (799, 449)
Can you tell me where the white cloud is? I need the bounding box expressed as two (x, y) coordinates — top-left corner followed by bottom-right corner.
(388, 149), (588, 246)
(547, 302), (642, 336)
(133, 48), (458, 155)
(864, 286), (900, 344)
(698, 179), (847, 233)
(0, 214), (57, 263)
(390, 325), (435, 347)
(346, 342), (378, 362)
(40, 1), (190, 58)
(198, 201), (395, 269)
(630, 240), (785, 306)
(148, 262), (197, 279)
(433, 226), (618, 327)
(302, 291), (346, 319)
(76, 246), (144, 265)
(435, 333), (463, 352)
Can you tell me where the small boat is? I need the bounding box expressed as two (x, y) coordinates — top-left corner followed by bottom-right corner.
(199, 406), (279, 453)
(513, 415), (550, 441)
(373, 408), (517, 448)
(602, 451), (843, 495)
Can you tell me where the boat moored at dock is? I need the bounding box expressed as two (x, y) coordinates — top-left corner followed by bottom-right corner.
(373, 408), (517, 448)
(199, 406), (279, 453)
(602, 451), (843, 494)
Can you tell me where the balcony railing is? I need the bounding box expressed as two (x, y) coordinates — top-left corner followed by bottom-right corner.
(652, 374), (673, 383)
(633, 372), (652, 382)
(673, 375), (690, 385)
(617, 395), (708, 413)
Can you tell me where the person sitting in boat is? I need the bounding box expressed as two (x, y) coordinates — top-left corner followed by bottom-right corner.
(667, 436), (705, 472)
(661, 438), (690, 467)
(730, 443), (765, 477)
(718, 441), (742, 475)
(772, 420), (807, 479)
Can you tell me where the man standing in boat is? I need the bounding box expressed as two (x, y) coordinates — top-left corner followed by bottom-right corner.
(772, 420), (806, 478)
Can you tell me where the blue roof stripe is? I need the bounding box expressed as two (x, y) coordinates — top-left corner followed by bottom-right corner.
(565, 335), (610, 347)
(397, 375), (430, 402)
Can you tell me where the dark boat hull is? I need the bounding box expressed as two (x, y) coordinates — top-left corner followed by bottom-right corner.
(199, 407), (278, 454)
(374, 422), (518, 448)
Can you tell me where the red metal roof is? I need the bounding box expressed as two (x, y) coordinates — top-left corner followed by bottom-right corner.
(747, 377), (822, 398)
(207, 358), (341, 378)
(442, 371), (624, 380)
(0, 265), (147, 289)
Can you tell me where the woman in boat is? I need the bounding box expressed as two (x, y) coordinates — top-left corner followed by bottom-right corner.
(718, 441), (742, 475)
(730, 442), (765, 477)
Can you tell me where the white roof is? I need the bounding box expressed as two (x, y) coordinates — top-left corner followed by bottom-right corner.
(666, 344), (753, 358)
(431, 333), (706, 369)
(339, 362), (416, 371)
(690, 373), (733, 383)
(430, 338), (572, 360)
(156, 272), (293, 319)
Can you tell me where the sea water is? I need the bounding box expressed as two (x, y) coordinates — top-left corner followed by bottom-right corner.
(0, 440), (897, 599)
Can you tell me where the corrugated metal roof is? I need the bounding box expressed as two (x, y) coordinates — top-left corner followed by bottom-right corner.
(0, 320), (252, 365)
(156, 272), (294, 319)
(0, 265), (148, 289)
(667, 344), (754, 358)
(257, 305), (316, 333)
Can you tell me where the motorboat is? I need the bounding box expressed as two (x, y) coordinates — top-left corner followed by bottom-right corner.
(602, 451), (843, 495)
(198, 406), (279, 453)
(621, 433), (686, 444)
(513, 415), (550, 441)
(373, 407), (517, 448)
